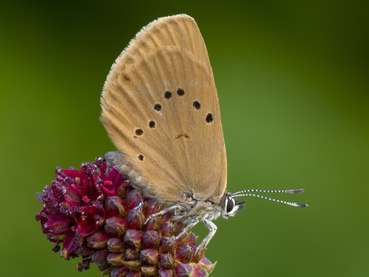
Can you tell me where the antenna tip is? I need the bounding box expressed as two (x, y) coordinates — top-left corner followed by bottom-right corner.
(286, 188), (305, 194)
(294, 202), (309, 208)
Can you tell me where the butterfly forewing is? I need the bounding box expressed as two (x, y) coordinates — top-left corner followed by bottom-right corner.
(101, 15), (227, 203)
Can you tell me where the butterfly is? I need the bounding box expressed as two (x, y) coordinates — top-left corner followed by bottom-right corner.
(100, 14), (307, 254)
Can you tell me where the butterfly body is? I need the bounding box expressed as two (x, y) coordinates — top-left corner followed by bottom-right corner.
(104, 150), (238, 252)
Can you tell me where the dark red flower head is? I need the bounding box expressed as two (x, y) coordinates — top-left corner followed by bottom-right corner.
(36, 157), (215, 276)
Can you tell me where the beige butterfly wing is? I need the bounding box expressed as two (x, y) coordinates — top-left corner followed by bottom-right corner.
(101, 14), (227, 204)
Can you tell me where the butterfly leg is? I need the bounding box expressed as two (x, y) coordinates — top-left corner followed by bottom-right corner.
(195, 219), (217, 256)
(175, 217), (200, 240)
(144, 204), (183, 224)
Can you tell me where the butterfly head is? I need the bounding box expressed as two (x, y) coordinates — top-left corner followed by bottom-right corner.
(221, 193), (245, 218)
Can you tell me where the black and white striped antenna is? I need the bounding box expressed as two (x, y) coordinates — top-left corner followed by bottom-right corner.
(232, 188), (308, 208)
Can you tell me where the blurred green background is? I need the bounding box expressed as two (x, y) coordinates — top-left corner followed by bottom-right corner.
(1, 1), (368, 276)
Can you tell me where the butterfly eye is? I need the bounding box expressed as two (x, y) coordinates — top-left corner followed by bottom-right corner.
(138, 154), (144, 161)
(226, 197), (235, 213)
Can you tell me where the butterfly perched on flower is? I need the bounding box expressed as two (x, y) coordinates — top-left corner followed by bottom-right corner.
(37, 14), (307, 277)
(101, 13), (307, 254)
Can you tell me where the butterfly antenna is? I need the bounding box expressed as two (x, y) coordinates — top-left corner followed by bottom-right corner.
(232, 190), (308, 208)
(232, 188), (304, 196)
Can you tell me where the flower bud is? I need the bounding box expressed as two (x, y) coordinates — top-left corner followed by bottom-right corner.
(105, 196), (126, 217)
(158, 269), (174, 277)
(175, 262), (209, 277)
(126, 271), (141, 277)
(140, 249), (159, 265)
(124, 229), (143, 249)
(184, 233), (197, 247)
(91, 250), (109, 271)
(110, 267), (129, 277)
(127, 207), (145, 229)
(160, 253), (175, 269)
(104, 216), (127, 237)
(198, 257), (216, 274)
(76, 245), (94, 257)
(43, 216), (72, 235)
(160, 236), (175, 253)
(175, 263), (193, 277)
(160, 220), (174, 237)
(62, 233), (83, 258)
(121, 260), (141, 270)
(107, 253), (125, 266)
(107, 238), (124, 253)
(142, 230), (160, 249)
(126, 189), (143, 209)
(125, 248), (139, 261)
(192, 265), (209, 277)
(145, 216), (161, 230)
(85, 232), (108, 249)
(176, 244), (194, 263)
(141, 266), (157, 276)
(144, 198), (160, 216)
